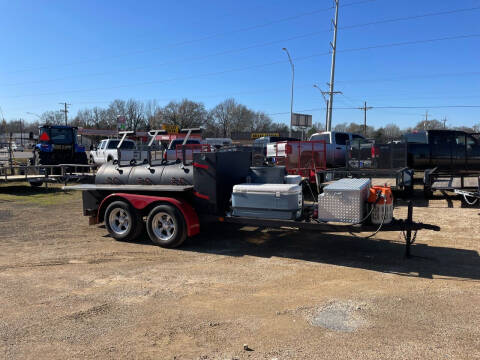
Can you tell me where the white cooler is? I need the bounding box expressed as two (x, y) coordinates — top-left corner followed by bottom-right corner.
(232, 183), (302, 220)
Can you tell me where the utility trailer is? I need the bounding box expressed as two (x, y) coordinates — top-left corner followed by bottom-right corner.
(0, 163), (95, 187)
(65, 141), (439, 257)
(423, 167), (480, 198)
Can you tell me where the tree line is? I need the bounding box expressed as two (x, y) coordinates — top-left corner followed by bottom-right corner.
(71, 98), (290, 138)
(1, 97), (479, 141)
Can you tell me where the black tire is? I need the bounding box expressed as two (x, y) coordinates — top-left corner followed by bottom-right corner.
(30, 181), (43, 187)
(104, 201), (144, 242)
(146, 204), (187, 248)
(107, 156), (113, 163)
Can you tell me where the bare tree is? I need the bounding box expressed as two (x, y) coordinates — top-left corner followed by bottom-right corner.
(383, 123), (402, 141)
(159, 99), (207, 129)
(40, 110), (64, 125)
(125, 99), (146, 131)
(414, 119), (444, 131)
(210, 98), (237, 137)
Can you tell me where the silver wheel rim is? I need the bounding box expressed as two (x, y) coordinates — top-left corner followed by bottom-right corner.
(151, 212), (176, 241)
(108, 208), (131, 235)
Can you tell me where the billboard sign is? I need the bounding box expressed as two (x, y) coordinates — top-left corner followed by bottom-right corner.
(251, 132), (280, 139)
(291, 113), (312, 127)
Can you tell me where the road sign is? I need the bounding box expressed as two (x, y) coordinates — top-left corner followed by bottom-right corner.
(162, 124), (179, 134)
(39, 132), (50, 141)
(291, 113), (312, 127)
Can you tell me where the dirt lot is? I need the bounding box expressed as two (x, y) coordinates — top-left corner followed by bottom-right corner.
(0, 184), (479, 359)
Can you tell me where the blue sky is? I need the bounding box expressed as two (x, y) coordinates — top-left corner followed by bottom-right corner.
(0, 0), (479, 129)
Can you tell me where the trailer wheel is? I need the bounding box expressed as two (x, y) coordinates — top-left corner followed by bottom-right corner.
(105, 201), (144, 242)
(30, 181), (43, 187)
(146, 205), (186, 248)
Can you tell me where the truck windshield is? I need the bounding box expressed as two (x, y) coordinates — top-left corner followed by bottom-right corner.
(404, 132), (427, 144)
(40, 128), (73, 145)
(169, 140), (200, 149)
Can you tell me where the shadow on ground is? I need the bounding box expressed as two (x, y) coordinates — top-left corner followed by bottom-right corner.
(0, 184), (69, 197)
(176, 222), (480, 281)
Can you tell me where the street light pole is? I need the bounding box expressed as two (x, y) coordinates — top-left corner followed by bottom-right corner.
(282, 47), (294, 138)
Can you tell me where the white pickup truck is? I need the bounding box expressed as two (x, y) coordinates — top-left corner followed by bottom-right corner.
(89, 138), (147, 166)
(309, 131), (365, 167)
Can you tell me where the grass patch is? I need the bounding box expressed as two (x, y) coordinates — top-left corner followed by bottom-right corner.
(0, 182), (80, 206)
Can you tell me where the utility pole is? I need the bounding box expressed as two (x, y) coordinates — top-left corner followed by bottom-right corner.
(358, 101), (373, 136)
(442, 117), (447, 129)
(326, 0), (340, 132)
(423, 110), (428, 130)
(59, 102), (71, 126)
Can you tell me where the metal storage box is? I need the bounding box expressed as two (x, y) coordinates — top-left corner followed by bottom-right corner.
(232, 183), (302, 220)
(318, 178), (371, 223)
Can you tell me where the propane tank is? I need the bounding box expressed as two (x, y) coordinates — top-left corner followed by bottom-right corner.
(368, 186), (394, 224)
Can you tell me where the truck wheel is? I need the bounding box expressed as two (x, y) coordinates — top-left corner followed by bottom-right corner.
(105, 201), (144, 242)
(146, 205), (187, 248)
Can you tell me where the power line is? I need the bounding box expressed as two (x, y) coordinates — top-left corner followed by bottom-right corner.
(337, 33), (480, 54)
(3, 5), (479, 87)
(339, 6), (480, 30)
(336, 71), (480, 84)
(265, 105), (480, 116)
(3, 5), (339, 75)
(2, 32), (479, 100)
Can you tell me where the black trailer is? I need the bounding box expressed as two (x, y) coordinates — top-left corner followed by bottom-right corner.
(423, 167), (480, 198)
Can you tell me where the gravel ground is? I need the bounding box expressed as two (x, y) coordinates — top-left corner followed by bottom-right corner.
(0, 185), (479, 359)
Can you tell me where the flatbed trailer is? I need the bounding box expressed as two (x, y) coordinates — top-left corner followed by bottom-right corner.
(423, 167), (480, 197)
(1, 164), (95, 186)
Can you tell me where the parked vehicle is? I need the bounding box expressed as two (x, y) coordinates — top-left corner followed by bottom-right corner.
(309, 131), (365, 167)
(405, 130), (480, 170)
(164, 138), (206, 161)
(203, 138), (232, 149)
(90, 138), (145, 165)
(31, 125), (87, 166)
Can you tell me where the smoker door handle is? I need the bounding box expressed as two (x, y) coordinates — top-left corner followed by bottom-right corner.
(336, 147), (342, 150)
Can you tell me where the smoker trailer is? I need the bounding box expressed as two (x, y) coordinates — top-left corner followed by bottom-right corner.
(66, 149), (439, 257)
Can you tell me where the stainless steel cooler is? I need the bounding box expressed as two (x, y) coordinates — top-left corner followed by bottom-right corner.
(232, 183), (303, 220)
(317, 178), (371, 223)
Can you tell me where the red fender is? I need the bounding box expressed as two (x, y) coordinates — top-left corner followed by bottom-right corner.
(98, 193), (200, 237)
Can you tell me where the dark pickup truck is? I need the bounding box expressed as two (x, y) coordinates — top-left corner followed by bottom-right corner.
(405, 130), (480, 170)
